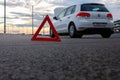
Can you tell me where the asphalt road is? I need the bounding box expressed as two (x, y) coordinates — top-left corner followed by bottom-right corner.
(0, 33), (120, 80)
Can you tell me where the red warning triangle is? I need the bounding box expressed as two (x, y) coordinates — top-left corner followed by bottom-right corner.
(31, 15), (61, 42)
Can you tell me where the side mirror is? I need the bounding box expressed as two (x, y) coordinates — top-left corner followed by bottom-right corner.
(53, 16), (58, 20)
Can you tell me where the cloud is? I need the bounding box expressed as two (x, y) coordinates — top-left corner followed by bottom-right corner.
(0, 16), (19, 20)
(6, 2), (24, 7)
(44, 0), (68, 6)
(0, 1), (25, 7)
(10, 12), (31, 17)
(44, 0), (104, 6)
(0, 2), (3, 6)
(0, 22), (3, 24)
(0, 0), (120, 29)
(15, 24), (32, 27)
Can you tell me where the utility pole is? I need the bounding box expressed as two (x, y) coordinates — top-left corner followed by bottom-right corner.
(4, 0), (6, 34)
(32, 5), (34, 34)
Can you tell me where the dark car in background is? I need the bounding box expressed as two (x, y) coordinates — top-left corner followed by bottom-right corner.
(114, 20), (120, 33)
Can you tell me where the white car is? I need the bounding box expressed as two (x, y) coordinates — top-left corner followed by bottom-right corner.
(51, 3), (114, 38)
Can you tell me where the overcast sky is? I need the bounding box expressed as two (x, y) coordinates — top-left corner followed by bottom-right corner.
(0, 0), (120, 28)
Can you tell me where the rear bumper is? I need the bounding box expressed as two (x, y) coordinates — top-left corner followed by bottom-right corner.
(77, 27), (114, 34)
(75, 18), (114, 30)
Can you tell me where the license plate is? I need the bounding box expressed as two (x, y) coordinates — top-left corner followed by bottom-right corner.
(93, 22), (107, 27)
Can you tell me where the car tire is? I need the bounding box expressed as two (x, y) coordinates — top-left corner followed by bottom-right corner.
(101, 33), (112, 38)
(50, 28), (55, 38)
(77, 33), (83, 38)
(69, 23), (78, 38)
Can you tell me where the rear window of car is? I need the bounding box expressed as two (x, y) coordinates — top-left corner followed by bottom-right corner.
(81, 4), (109, 12)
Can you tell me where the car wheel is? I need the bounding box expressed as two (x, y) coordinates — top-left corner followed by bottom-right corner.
(101, 33), (112, 38)
(50, 28), (55, 38)
(77, 33), (83, 38)
(69, 23), (78, 38)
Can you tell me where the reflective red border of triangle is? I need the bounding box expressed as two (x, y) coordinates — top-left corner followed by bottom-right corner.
(31, 15), (61, 42)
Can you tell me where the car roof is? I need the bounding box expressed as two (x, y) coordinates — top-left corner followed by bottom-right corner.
(75, 3), (105, 6)
(54, 3), (105, 16)
(82, 3), (104, 5)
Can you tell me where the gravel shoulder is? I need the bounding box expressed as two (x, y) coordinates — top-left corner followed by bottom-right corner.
(0, 34), (120, 80)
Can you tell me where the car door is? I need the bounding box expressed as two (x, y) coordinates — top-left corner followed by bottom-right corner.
(53, 9), (67, 33)
(63, 5), (76, 32)
(53, 5), (76, 33)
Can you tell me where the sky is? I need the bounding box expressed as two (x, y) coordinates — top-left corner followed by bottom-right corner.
(0, 0), (120, 34)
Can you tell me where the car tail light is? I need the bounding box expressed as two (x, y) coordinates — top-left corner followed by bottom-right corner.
(76, 12), (90, 17)
(107, 13), (113, 19)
